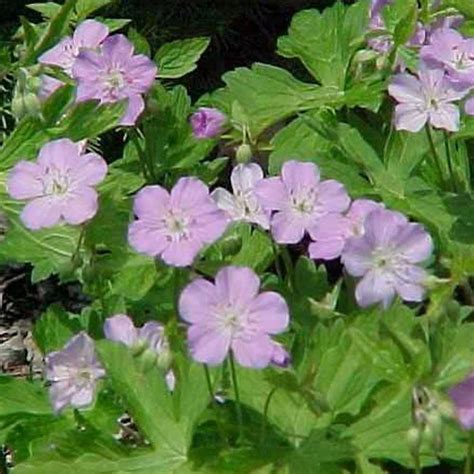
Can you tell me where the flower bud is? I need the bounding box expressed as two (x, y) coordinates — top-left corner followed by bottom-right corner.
(407, 427), (422, 456)
(235, 143), (252, 164)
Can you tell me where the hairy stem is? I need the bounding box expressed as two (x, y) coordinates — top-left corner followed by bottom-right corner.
(425, 125), (445, 189)
(229, 352), (243, 439)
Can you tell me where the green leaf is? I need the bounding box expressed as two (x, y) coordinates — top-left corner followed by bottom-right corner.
(314, 335), (380, 416)
(33, 304), (84, 354)
(235, 367), (318, 445)
(96, 341), (211, 458)
(27, 2), (62, 18)
(294, 257), (329, 301)
(217, 63), (343, 137)
(289, 428), (354, 474)
(22, 0), (77, 66)
(75, 0), (114, 19)
(128, 27), (151, 57)
(51, 100), (127, 141)
(0, 376), (51, 416)
(277, 1), (369, 88)
(448, 0), (474, 18)
(14, 448), (186, 474)
(0, 190), (80, 282)
(155, 37), (210, 79)
(393, 1), (418, 46)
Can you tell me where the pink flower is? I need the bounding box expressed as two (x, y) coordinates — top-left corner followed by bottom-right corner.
(128, 178), (228, 267)
(104, 314), (174, 389)
(254, 160), (350, 244)
(45, 332), (105, 413)
(179, 266), (290, 368)
(190, 107), (226, 139)
(7, 138), (107, 230)
(388, 63), (468, 132)
(104, 314), (170, 358)
(449, 372), (474, 430)
(341, 208), (433, 308)
(211, 163), (270, 229)
(38, 75), (65, 101)
(72, 35), (157, 126)
(309, 199), (383, 260)
(421, 28), (474, 86)
(39, 19), (109, 75)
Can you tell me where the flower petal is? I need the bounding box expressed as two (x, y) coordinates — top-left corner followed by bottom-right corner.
(281, 160), (320, 192)
(187, 324), (230, 366)
(133, 185), (170, 221)
(20, 196), (62, 230)
(247, 291), (289, 334)
(7, 161), (43, 200)
(429, 103), (460, 132)
(231, 163), (264, 193)
(121, 95), (145, 126)
(389, 74), (424, 104)
(128, 221), (168, 256)
(254, 177), (288, 211)
(103, 314), (138, 346)
(394, 103), (428, 132)
(315, 180), (350, 214)
(37, 138), (81, 171)
(71, 153), (107, 187)
(160, 239), (202, 267)
(341, 237), (373, 277)
(231, 334), (274, 368)
(62, 188), (99, 225)
(395, 223), (433, 263)
(179, 278), (218, 324)
(215, 266), (260, 306)
(271, 210), (306, 244)
(73, 19), (109, 48)
(355, 270), (395, 308)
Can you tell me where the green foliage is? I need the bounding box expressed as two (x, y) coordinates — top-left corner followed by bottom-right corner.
(155, 37), (210, 79)
(1, 0), (474, 472)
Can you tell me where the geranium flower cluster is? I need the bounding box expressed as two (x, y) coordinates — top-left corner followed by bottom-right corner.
(38, 20), (157, 125)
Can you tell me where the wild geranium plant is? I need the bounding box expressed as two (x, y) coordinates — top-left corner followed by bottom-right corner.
(1, 0), (474, 473)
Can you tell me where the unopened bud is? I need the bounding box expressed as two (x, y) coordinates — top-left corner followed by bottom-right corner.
(235, 143), (252, 164)
(407, 427), (422, 456)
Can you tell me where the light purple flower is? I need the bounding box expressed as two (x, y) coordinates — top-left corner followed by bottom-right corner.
(39, 20), (109, 75)
(38, 75), (65, 101)
(128, 177), (228, 267)
(421, 28), (474, 86)
(449, 372), (474, 430)
(7, 138), (107, 230)
(368, 0), (425, 55)
(45, 332), (105, 413)
(211, 163), (270, 229)
(254, 160), (350, 244)
(309, 199), (383, 260)
(179, 266), (290, 368)
(341, 208), (433, 308)
(270, 342), (291, 368)
(104, 314), (174, 389)
(388, 63), (468, 132)
(72, 34), (157, 126)
(190, 107), (227, 139)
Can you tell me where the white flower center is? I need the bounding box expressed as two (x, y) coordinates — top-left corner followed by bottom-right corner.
(103, 69), (126, 99)
(234, 190), (260, 218)
(164, 211), (190, 242)
(289, 188), (316, 215)
(43, 167), (71, 196)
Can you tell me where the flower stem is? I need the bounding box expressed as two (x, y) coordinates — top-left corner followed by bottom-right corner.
(203, 364), (214, 402)
(443, 131), (456, 192)
(71, 225), (86, 265)
(260, 387), (277, 446)
(425, 125), (445, 188)
(229, 352), (243, 439)
(413, 451), (422, 474)
(464, 431), (473, 474)
(129, 129), (155, 183)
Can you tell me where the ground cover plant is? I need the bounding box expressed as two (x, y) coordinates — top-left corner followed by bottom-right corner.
(1, 0), (474, 472)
